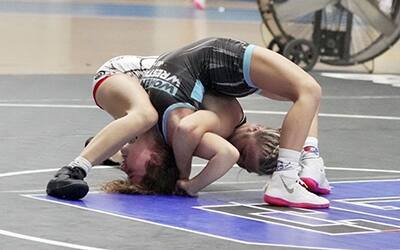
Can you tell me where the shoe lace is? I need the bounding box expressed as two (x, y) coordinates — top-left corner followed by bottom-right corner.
(70, 167), (86, 180)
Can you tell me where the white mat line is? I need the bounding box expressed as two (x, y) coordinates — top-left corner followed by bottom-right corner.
(0, 103), (97, 109)
(0, 189), (46, 193)
(2, 165), (400, 179)
(0, 98), (91, 102)
(322, 95), (400, 99)
(243, 95), (400, 100)
(2, 95), (400, 103)
(1, 103), (399, 121)
(245, 110), (400, 121)
(328, 167), (400, 174)
(0, 166), (113, 178)
(0, 229), (107, 250)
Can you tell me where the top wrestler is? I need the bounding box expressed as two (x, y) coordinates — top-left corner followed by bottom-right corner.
(122, 37), (330, 208)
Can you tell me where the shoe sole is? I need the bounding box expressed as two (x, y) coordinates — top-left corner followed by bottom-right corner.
(263, 194), (329, 209)
(300, 177), (331, 195)
(47, 180), (89, 200)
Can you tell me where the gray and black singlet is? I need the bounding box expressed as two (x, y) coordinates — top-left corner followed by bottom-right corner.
(140, 37), (258, 140)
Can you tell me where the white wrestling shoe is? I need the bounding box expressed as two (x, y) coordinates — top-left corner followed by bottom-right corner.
(299, 157), (331, 195)
(264, 170), (329, 209)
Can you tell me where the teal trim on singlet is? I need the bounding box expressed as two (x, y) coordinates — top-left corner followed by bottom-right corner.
(162, 103), (196, 142)
(243, 44), (257, 88)
(191, 79), (205, 103)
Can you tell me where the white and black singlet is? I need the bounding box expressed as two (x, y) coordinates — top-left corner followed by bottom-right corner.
(92, 55), (158, 108)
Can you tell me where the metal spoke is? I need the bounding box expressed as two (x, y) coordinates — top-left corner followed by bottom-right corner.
(275, 0), (337, 21)
(341, 0), (396, 36)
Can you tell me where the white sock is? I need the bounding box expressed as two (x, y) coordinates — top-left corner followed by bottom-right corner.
(302, 137), (320, 159)
(304, 136), (318, 148)
(276, 148), (301, 173)
(68, 156), (92, 175)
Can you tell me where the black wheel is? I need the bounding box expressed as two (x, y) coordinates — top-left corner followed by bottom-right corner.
(282, 39), (319, 71)
(267, 36), (286, 54)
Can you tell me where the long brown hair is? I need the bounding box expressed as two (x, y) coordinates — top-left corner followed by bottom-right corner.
(103, 135), (179, 195)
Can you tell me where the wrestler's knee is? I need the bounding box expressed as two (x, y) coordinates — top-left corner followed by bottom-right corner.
(126, 105), (158, 130)
(138, 106), (158, 126)
(297, 78), (321, 105)
(149, 111), (159, 127)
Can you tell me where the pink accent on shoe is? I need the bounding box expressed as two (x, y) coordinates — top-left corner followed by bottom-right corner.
(263, 194), (329, 209)
(301, 177), (331, 195)
(303, 146), (318, 153)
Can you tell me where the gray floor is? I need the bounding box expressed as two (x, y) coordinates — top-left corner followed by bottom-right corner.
(0, 73), (400, 249)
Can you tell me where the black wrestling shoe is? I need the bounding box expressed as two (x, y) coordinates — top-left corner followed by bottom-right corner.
(46, 166), (89, 200)
(84, 137), (120, 166)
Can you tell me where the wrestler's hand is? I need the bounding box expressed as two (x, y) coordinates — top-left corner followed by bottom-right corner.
(175, 179), (198, 197)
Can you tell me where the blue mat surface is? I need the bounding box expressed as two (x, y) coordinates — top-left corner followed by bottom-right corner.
(30, 180), (400, 249)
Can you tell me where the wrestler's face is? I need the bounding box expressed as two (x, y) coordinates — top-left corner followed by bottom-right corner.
(120, 135), (154, 184)
(229, 123), (263, 173)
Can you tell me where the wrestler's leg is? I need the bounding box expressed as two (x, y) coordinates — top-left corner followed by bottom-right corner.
(247, 46), (328, 208)
(82, 73), (158, 165)
(46, 74), (157, 200)
(247, 47), (329, 194)
(249, 46), (321, 152)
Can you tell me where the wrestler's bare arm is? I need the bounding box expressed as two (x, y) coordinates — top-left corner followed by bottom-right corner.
(172, 110), (221, 179)
(176, 132), (239, 196)
(170, 95), (243, 179)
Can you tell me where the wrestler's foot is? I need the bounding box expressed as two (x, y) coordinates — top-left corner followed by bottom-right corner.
(299, 157), (331, 195)
(46, 166), (89, 200)
(264, 170), (329, 209)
